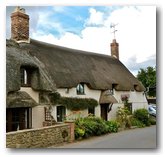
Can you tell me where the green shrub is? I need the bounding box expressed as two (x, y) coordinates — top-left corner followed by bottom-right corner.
(130, 117), (145, 128)
(105, 120), (119, 133)
(74, 116), (111, 139)
(149, 116), (156, 125)
(81, 117), (97, 137)
(75, 127), (85, 139)
(116, 107), (132, 128)
(133, 108), (150, 126)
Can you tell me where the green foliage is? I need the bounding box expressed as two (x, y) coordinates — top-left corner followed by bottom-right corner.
(88, 117), (108, 136)
(75, 127), (85, 139)
(149, 116), (156, 125)
(133, 108), (150, 126)
(116, 107), (132, 128)
(137, 66), (156, 97)
(48, 92), (61, 103)
(57, 97), (98, 111)
(130, 117), (145, 128)
(105, 120), (119, 133)
(74, 116), (119, 139)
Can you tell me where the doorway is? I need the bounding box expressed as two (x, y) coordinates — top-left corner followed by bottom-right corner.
(100, 104), (109, 121)
(6, 107), (32, 132)
(57, 106), (66, 122)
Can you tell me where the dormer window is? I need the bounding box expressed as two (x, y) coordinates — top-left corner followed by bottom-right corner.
(76, 83), (85, 95)
(20, 67), (32, 87)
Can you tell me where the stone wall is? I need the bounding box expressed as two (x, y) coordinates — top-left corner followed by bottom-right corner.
(6, 122), (74, 148)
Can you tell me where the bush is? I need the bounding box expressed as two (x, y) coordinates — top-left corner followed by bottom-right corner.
(87, 117), (108, 136)
(130, 117), (145, 128)
(81, 117), (97, 137)
(116, 107), (132, 128)
(149, 116), (156, 125)
(74, 118), (85, 139)
(105, 120), (119, 133)
(74, 116), (119, 139)
(133, 108), (150, 126)
(75, 127), (85, 139)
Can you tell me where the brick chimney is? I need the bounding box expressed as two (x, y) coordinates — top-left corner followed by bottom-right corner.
(11, 7), (30, 43)
(110, 39), (119, 59)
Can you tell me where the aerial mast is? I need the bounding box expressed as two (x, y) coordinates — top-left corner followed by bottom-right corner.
(110, 23), (118, 39)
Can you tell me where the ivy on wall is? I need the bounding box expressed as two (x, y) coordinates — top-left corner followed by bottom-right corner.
(40, 91), (98, 111)
(57, 97), (98, 111)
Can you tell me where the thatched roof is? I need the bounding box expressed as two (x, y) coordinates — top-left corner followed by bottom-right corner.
(99, 91), (118, 104)
(6, 39), (57, 93)
(6, 91), (38, 108)
(6, 39), (145, 93)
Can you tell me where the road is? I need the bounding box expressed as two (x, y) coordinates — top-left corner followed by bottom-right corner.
(55, 125), (156, 148)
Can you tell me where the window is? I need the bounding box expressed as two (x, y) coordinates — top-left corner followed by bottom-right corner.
(76, 83), (85, 95)
(88, 107), (95, 115)
(44, 107), (52, 121)
(20, 67), (32, 87)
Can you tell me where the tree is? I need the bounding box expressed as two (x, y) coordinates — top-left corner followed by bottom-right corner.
(137, 66), (156, 97)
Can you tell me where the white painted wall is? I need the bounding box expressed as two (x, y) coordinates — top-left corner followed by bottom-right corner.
(20, 87), (39, 103)
(19, 86), (148, 126)
(113, 90), (148, 110)
(20, 87), (44, 128)
(32, 105), (45, 128)
(55, 86), (148, 121)
(53, 85), (101, 121)
(107, 90), (148, 120)
(57, 84), (101, 101)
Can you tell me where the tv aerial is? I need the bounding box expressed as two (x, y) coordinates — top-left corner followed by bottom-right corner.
(110, 23), (118, 39)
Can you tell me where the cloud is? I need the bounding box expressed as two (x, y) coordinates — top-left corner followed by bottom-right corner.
(85, 8), (104, 26)
(125, 55), (156, 76)
(6, 6), (156, 76)
(52, 6), (66, 13)
(104, 6), (156, 63)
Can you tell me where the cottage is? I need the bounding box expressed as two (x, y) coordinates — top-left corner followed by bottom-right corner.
(6, 7), (148, 132)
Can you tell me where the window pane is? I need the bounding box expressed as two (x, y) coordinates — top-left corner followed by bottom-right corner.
(20, 67), (32, 87)
(77, 83), (84, 94)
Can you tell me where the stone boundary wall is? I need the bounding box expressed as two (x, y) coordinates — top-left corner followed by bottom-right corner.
(6, 122), (74, 148)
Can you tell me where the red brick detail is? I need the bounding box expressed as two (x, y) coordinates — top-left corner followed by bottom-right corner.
(11, 11), (29, 41)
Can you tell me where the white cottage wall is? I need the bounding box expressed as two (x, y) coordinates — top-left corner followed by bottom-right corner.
(20, 86), (148, 125)
(108, 90), (148, 120)
(56, 86), (148, 121)
(32, 106), (45, 128)
(55, 85), (101, 121)
(20, 87), (39, 103)
(20, 87), (45, 128)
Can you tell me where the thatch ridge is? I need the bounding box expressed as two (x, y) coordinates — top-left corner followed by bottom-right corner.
(6, 38), (145, 93)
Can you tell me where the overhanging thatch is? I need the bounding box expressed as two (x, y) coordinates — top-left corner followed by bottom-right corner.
(6, 39), (57, 93)
(6, 91), (38, 108)
(99, 91), (118, 104)
(6, 39), (145, 93)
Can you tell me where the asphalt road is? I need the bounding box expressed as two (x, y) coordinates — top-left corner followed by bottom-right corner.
(55, 125), (156, 148)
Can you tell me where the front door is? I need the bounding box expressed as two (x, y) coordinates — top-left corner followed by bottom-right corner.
(57, 106), (66, 122)
(6, 108), (31, 132)
(100, 104), (109, 121)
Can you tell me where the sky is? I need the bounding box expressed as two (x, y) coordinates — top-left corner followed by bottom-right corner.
(6, 5), (156, 76)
